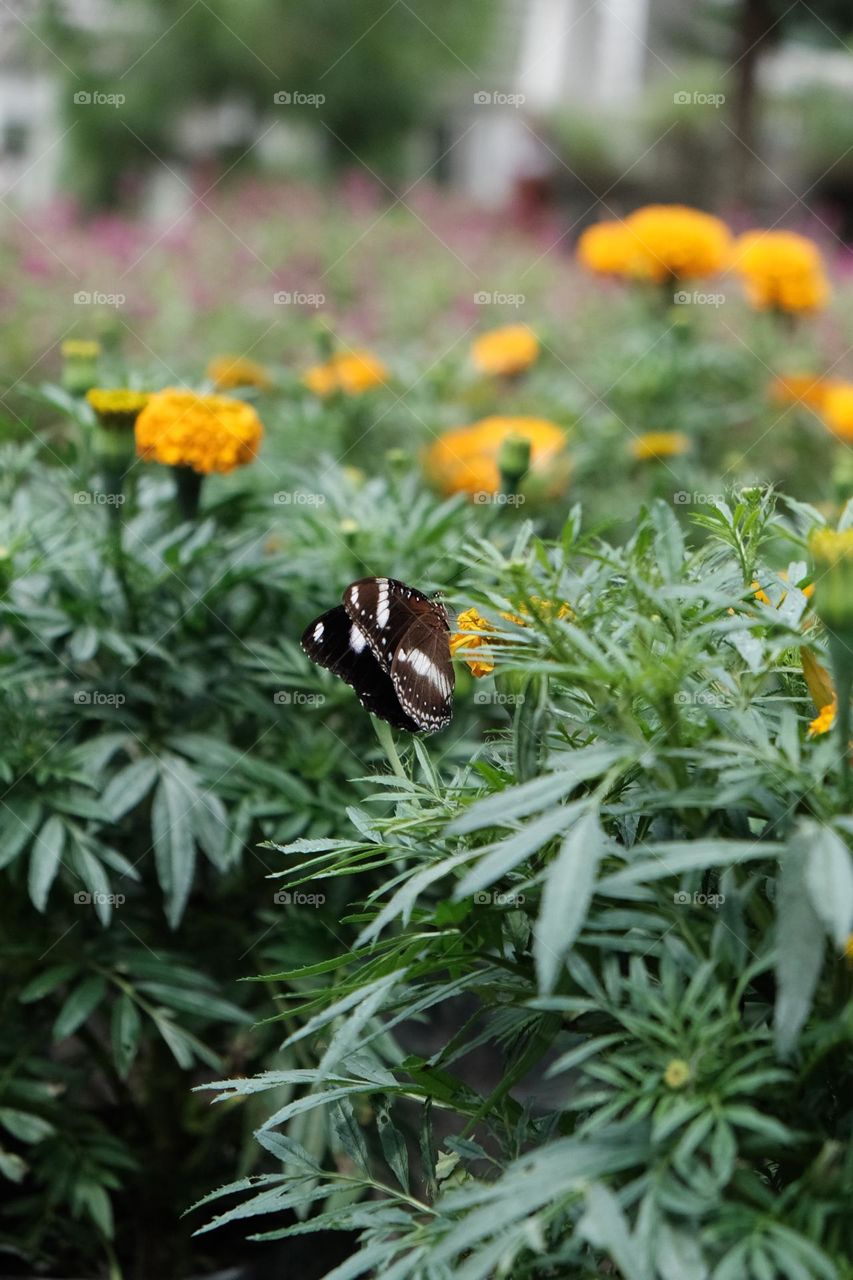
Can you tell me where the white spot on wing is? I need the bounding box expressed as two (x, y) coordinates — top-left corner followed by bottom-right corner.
(350, 624), (367, 654)
(313, 622), (324, 642)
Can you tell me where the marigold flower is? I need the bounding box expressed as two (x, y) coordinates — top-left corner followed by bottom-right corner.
(768, 373), (833, 411)
(845, 934), (853, 965)
(663, 1058), (691, 1089)
(135, 388), (263, 474)
(576, 220), (647, 278)
(732, 231), (829, 313)
(751, 572), (814, 608)
(821, 383), (853, 443)
(809, 699), (838, 737)
(207, 354), (272, 391)
(630, 431), (690, 461)
(303, 350), (388, 397)
(86, 388), (149, 429)
(626, 204), (731, 281)
(471, 326), (539, 377)
(449, 608), (496, 678)
(425, 416), (568, 499)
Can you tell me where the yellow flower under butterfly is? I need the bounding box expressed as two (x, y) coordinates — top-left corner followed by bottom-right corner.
(135, 388), (263, 474)
(303, 350), (388, 397)
(808, 699), (838, 737)
(450, 598), (573, 678)
(470, 325), (539, 377)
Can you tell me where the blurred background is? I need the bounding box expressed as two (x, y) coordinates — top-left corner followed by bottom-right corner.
(2, 0), (853, 391)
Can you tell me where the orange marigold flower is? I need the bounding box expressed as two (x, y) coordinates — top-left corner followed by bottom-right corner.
(630, 431), (690, 461)
(135, 388), (263, 474)
(732, 231), (830, 313)
(768, 373), (833, 411)
(207, 354), (272, 391)
(809, 699), (838, 737)
(303, 350), (388, 397)
(821, 383), (853, 443)
(576, 221), (647, 278)
(450, 608), (496, 678)
(626, 204), (731, 281)
(471, 326), (539, 377)
(425, 416), (568, 499)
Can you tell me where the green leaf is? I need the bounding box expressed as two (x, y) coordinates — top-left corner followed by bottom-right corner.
(53, 975), (107, 1041)
(802, 820), (853, 948)
(102, 757), (158, 821)
(577, 1182), (647, 1280)
(329, 1097), (370, 1176)
(0, 1108), (55, 1144)
(775, 833), (825, 1058)
(535, 808), (604, 994)
(111, 994), (142, 1079)
(18, 962), (78, 1003)
(0, 794), (41, 869)
(151, 771), (196, 928)
(28, 815), (66, 912)
(376, 1097), (409, 1191)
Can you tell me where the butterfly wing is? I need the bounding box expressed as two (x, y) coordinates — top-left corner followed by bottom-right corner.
(343, 577), (443, 674)
(391, 615), (455, 734)
(300, 606), (421, 731)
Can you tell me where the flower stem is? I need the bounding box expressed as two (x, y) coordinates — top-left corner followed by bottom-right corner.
(371, 715), (407, 780)
(174, 466), (203, 521)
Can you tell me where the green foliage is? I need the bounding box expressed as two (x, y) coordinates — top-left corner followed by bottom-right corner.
(199, 493), (853, 1279)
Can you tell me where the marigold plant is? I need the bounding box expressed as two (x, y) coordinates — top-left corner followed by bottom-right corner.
(135, 388), (263, 473)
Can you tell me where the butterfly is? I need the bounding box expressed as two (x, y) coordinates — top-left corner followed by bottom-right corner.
(301, 577), (454, 733)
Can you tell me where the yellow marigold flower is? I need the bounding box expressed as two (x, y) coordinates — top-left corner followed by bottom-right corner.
(751, 572), (814, 609)
(86, 388), (150, 429)
(769, 373), (834, 412)
(626, 204), (731, 281)
(663, 1058), (691, 1090)
(471, 326), (539, 377)
(135, 388), (263, 474)
(630, 431), (690, 461)
(576, 220), (647, 278)
(303, 350), (388, 397)
(425, 416), (568, 499)
(821, 383), (853, 443)
(450, 607), (496, 678)
(207, 354), (272, 391)
(733, 231), (830, 313)
(809, 699), (838, 737)
(61, 339), (101, 360)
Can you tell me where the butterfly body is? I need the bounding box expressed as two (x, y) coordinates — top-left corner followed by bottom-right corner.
(301, 577), (454, 733)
